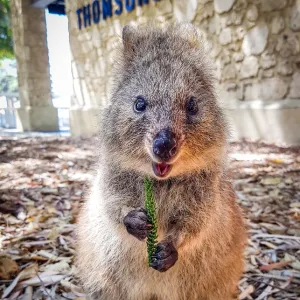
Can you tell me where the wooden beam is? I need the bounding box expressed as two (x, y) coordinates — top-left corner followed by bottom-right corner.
(31, 0), (57, 8)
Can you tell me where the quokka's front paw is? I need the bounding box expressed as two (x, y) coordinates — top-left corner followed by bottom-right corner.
(150, 241), (178, 272)
(123, 208), (150, 240)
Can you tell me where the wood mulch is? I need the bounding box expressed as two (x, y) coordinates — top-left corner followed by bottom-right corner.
(0, 136), (299, 299)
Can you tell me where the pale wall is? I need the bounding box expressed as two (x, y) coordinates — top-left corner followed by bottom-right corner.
(65, 0), (300, 144)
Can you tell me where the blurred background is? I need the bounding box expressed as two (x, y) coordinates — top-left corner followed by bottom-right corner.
(0, 1), (300, 299)
(0, 0), (299, 143)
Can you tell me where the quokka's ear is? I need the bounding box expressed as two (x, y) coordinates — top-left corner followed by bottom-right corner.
(122, 22), (138, 53)
(173, 23), (203, 48)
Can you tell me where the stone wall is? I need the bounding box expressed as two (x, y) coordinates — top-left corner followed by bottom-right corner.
(65, 0), (172, 136)
(66, 0), (300, 144)
(183, 0), (300, 104)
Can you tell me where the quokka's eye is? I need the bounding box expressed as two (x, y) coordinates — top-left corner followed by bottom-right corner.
(134, 96), (147, 113)
(186, 97), (198, 115)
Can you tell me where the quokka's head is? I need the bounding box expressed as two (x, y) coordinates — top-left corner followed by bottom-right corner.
(102, 23), (228, 179)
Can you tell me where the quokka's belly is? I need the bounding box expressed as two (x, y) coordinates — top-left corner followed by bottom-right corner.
(78, 214), (240, 300)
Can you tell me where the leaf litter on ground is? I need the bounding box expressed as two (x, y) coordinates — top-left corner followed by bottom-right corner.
(0, 136), (300, 299)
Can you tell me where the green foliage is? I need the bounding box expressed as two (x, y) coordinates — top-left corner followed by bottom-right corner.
(0, 0), (14, 60)
(144, 177), (158, 266)
(0, 74), (17, 93)
(0, 59), (18, 93)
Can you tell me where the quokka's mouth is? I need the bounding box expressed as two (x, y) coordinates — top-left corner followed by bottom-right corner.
(152, 162), (172, 178)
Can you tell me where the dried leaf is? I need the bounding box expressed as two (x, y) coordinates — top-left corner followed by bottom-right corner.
(260, 223), (286, 234)
(3, 264), (38, 298)
(239, 284), (255, 299)
(19, 272), (66, 287)
(37, 250), (58, 261)
(23, 286), (33, 300)
(261, 177), (281, 185)
(40, 261), (71, 273)
(60, 279), (84, 294)
(268, 158), (285, 164)
(0, 257), (19, 280)
(260, 260), (292, 271)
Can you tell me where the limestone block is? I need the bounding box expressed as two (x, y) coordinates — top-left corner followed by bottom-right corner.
(219, 50), (231, 66)
(222, 64), (236, 80)
(195, 3), (214, 22)
(219, 28), (232, 45)
(276, 33), (300, 58)
(16, 106), (59, 132)
(290, 1), (300, 31)
(246, 5), (258, 22)
(69, 35), (84, 59)
(134, 0), (172, 18)
(228, 12), (243, 26)
(233, 27), (245, 41)
(261, 69), (274, 78)
(70, 107), (102, 137)
(71, 62), (80, 79)
(209, 18), (216, 34)
(82, 40), (94, 55)
(277, 60), (293, 76)
(155, 0), (173, 15)
(217, 83), (243, 102)
(92, 27), (101, 48)
(245, 78), (288, 100)
(260, 53), (276, 70)
(261, 0), (287, 12)
(173, 0), (198, 22)
(215, 67), (222, 81)
(214, 0), (236, 14)
(271, 15), (285, 34)
(240, 56), (259, 79)
(242, 23), (269, 56)
(233, 52), (244, 62)
(199, 0), (212, 4)
(228, 42), (241, 52)
(210, 42), (222, 58)
(226, 82), (237, 90)
(219, 15), (227, 29)
(266, 39), (277, 54)
(233, 0), (247, 12)
(246, 21), (256, 29)
(289, 72), (300, 98)
(73, 79), (85, 106)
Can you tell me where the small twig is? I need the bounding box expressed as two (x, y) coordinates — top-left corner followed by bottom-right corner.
(244, 275), (300, 294)
(0, 279), (13, 283)
(252, 233), (300, 241)
(36, 272), (55, 300)
(246, 273), (300, 284)
(261, 244), (300, 253)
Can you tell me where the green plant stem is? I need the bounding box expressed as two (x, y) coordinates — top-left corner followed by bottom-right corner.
(144, 177), (158, 266)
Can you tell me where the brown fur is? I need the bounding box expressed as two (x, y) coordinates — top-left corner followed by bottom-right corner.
(76, 23), (246, 300)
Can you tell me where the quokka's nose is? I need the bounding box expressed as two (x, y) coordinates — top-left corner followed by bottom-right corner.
(153, 129), (178, 162)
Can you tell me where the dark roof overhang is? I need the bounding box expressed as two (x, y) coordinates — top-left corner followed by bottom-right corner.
(32, 0), (65, 15)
